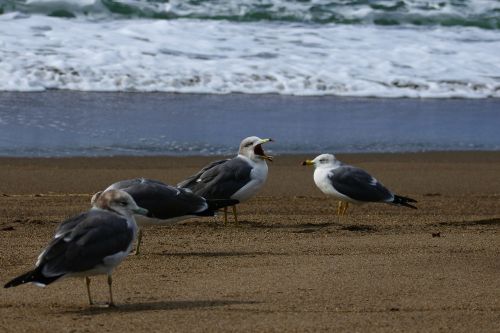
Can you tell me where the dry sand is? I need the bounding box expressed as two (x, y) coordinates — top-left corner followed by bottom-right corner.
(0, 152), (499, 332)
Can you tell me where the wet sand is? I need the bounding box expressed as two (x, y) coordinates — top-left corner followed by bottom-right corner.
(1, 152), (499, 332)
(2, 92), (500, 157)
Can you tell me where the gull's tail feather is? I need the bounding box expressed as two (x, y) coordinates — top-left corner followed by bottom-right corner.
(4, 268), (60, 288)
(206, 199), (239, 211)
(196, 199), (240, 216)
(392, 195), (417, 209)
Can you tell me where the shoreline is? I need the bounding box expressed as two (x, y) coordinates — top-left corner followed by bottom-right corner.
(4, 90), (500, 98)
(1, 92), (499, 157)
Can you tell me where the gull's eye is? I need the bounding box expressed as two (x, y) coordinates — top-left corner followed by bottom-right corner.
(119, 201), (127, 206)
(245, 142), (253, 147)
(319, 159), (326, 163)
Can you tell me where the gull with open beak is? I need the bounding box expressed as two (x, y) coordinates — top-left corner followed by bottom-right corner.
(178, 136), (273, 225)
(303, 154), (417, 216)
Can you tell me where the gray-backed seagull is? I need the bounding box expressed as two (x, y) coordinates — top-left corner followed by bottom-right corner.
(4, 190), (148, 307)
(302, 154), (417, 215)
(177, 136), (273, 225)
(95, 178), (237, 254)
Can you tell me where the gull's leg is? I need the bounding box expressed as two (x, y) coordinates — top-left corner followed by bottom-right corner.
(107, 275), (115, 307)
(131, 229), (143, 256)
(336, 201), (343, 216)
(85, 277), (93, 305)
(223, 207), (228, 225)
(232, 205), (239, 225)
(341, 202), (350, 216)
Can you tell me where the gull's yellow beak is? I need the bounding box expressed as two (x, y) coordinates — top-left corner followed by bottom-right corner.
(302, 160), (314, 166)
(259, 138), (273, 144)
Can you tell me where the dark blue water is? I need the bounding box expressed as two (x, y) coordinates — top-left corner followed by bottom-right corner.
(0, 92), (499, 157)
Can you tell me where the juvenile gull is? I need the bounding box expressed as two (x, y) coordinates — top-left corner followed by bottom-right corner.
(178, 136), (273, 224)
(302, 154), (417, 215)
(96, 178), (237, 254)
(4, 190), (148, 307)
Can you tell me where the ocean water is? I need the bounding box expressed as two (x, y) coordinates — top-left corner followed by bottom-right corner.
(1, 2), (499, 157)
(1, 0), (500, 97)
(1, 92), (499, 157)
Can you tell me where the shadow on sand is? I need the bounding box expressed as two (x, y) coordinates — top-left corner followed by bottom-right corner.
(438, 218), (500, 227)
(238, 220), (343, 230)
(161, 250), (285, 257)
(340, 224), (378, 232)
(182, 219), (378, 234)
(63, 299), (258, 315)
(180, 219), (344, 230)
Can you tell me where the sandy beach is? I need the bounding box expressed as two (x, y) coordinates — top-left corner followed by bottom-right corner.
(1, 152), (499, 332)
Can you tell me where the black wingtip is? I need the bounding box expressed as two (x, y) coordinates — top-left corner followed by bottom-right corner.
(4, 268), (60, 288)
(205, 199), (240, 211)
(401, 202), (418, 209)
(4, 270), (36, 288)
(393, 195), (418, 209)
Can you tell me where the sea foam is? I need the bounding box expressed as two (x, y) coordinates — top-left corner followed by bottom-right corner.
(0, 13), (499, 97)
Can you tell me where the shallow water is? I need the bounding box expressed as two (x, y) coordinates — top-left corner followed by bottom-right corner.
(0, 92), (499, 157)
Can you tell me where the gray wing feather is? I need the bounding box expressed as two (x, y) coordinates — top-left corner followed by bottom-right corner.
(328, 166), (393, 202)
(177, 159), (229, 189)
(113, 178), (208, 219)
(107, 178), (166, 191)
(179, 158), (253, 199)
(40, 210), (133, 277)
(54, 212), (88, 238)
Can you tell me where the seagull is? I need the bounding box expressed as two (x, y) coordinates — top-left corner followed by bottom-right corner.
(302, 154), (417, 215)
(4, 190), (148, 307)
(95, 178), (238, 254)
(177, 136), (273, 225)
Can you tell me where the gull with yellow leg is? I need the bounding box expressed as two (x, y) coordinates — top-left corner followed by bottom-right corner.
(302, 154), (417, 216)
(178, 136), (273, 225)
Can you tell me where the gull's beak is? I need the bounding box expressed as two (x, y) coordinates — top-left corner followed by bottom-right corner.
(133, 207), (149, 216)
(255, 138), (274, 162)
(259, 138), (273, 144)
(302, 160), (314, 166)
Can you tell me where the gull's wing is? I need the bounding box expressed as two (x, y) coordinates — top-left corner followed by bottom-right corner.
(54, 212), (88, 238)
(177, 159), (229, 189)
(328, 166), (393, 203)
(117, 179), (209, 219)
(178, 158), (253, 199)
(39, 210), (133, 278)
